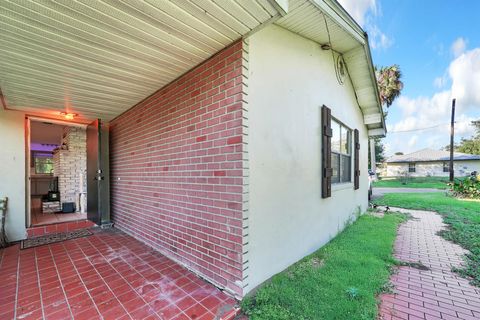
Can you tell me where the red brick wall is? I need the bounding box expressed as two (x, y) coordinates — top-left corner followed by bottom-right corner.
(109, 41), (245, 296)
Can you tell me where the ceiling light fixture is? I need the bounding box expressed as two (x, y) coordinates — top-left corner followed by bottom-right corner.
(59, 112), (77, 120)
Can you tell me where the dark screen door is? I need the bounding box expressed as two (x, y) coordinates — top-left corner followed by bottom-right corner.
(86, 119), (109, 225)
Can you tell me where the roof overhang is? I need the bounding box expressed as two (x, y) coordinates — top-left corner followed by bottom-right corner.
(0, 0), (384, 130)
(275, 0), (385, 136)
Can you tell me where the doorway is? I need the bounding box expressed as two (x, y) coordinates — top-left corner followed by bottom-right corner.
(28, 119), (88, 227)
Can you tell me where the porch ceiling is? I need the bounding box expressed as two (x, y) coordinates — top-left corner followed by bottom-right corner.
(0, 0), (278, 121)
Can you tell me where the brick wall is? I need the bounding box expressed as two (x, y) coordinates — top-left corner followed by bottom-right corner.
(53, 127), (87, 210)
(110, 41), (247, 297)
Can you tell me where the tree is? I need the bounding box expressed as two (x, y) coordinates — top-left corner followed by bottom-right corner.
(456, 121), (480, 155)
(394, 152), (404, 155)
(376, 65), (404, 108)
(369, 65), (404, 171)
(369, 138), (385, 167)
(457, 138), (480, 154)
(443, 121), (480, 155)
(375, 138), (385, 162)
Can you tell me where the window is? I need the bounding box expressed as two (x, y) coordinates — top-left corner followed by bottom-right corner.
(408, 163), (416, 173)
(331, 119), (351, 183)
(443, 162), (449, 172)
(34, 152), (54, 174)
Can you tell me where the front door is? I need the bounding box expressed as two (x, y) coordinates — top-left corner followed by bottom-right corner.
(86, 119), (110, 225)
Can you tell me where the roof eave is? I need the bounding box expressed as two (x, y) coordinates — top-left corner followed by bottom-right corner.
(310, 0), (385, 135)
(363, 32), (386, 134)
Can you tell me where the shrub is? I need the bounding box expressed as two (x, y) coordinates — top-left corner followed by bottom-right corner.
(450, 175), (480, 199)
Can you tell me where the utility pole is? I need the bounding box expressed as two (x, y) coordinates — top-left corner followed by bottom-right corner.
(449, 98), (456, 182)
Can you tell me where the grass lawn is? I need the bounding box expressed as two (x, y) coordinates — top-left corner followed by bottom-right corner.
(374, 192), (480, 286)
(373, 176), (449, 189)
(241, 214), (405, 320)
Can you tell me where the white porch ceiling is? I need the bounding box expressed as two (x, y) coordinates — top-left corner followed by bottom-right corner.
(0, 0), (278, 121)
(0, 0), (383, 132)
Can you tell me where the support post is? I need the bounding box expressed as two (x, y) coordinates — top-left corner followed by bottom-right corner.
(370, 138), (376, 174)
(449, 98), (456, 182)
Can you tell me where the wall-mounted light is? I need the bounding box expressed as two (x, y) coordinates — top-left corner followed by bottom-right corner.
(321, 43), (331, 50)
(59, 112), (77, 120)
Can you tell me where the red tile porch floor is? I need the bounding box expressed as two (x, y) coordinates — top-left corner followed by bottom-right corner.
(0, 228), (239, 320)
(27, 220), (96, 238)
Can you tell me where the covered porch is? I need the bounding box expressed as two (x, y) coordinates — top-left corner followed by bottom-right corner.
(0, 228), (238, 320)
(0, 0), (385, 312)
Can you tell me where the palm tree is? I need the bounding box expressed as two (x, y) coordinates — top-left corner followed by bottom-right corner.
(376, 64), (404, 109)
(370, 65), (404, 174)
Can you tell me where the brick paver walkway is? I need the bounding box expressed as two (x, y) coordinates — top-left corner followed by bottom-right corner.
(379, 208), (480, 320)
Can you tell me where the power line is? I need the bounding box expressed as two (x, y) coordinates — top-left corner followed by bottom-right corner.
(388, 121), (471, 133)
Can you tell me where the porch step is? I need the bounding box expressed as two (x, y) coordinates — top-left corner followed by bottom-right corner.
(27, 219), (96, 238)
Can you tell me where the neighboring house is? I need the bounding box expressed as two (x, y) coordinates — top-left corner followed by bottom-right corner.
(0, 0), (384, 298)
(385, 148), (480, 177)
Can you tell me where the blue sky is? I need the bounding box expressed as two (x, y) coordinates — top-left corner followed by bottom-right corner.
(339, 0), (480, 156)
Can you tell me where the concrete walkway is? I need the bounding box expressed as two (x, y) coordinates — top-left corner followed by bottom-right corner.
(379, 207), (480, 320)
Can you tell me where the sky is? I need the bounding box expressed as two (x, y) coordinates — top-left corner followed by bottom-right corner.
(337, 0), (480, 156)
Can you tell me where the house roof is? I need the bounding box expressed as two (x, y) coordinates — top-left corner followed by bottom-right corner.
(0, 0), (384, 131)
(386, 148), (480, 163)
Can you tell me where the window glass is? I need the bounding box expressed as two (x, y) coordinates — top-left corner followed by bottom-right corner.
(443, 162), (449, 172)
(341, 155), (351, 182)
(341, 129), (351, 154)
(408, 163), (416, 173)
(331, 153), (340, 183)
(331, 121), (341, 153)
(34, 153), (54, 174)
(330, 119), (352, 184)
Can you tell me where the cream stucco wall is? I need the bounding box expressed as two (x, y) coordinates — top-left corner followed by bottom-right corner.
(386, 161), (480, 177)
(245, 25), (370, 294)
(0, 109), (26, 241)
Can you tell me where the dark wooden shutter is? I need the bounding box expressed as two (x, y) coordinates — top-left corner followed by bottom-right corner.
(321, 105), (332, 198)
(354, 129), (360, 190)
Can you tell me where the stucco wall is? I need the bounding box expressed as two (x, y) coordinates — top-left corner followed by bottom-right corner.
(245, 25), (370, 293)
(386, 161), (480, 177)
(0, 109), (26, 241)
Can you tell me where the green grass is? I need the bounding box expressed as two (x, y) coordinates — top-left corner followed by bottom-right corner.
(242, 214), (406, 320)
(373, 176), (449, 189)
(374, 193), (480, 286)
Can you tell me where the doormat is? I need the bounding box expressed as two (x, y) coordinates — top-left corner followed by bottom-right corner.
(21, 229), (92, 249)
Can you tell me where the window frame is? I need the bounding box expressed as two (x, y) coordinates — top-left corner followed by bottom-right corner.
(408, 162), (416, 173)
(330, 118), (352, 184)
(33, 151), (54, 175)
(442, 161), (450, 173)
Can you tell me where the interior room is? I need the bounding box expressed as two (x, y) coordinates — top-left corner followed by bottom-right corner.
(29, 120), (87, 226)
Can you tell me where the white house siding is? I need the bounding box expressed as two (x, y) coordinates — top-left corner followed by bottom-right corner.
(245, 25), (370, 294)
(0, 108), (26, 241)
(386, 161), (480, 177)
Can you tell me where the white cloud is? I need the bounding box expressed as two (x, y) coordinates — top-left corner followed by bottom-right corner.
(449, 48), (480, 108)
(451, 37), (467, 57)
(337, 0), (392, 50)
(367, 25), (393, 50)
(407, 135), (418, 148)
(337, 0), (376, 26)
(433, 76), (447, 89)
(385, 46), (480, 155)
